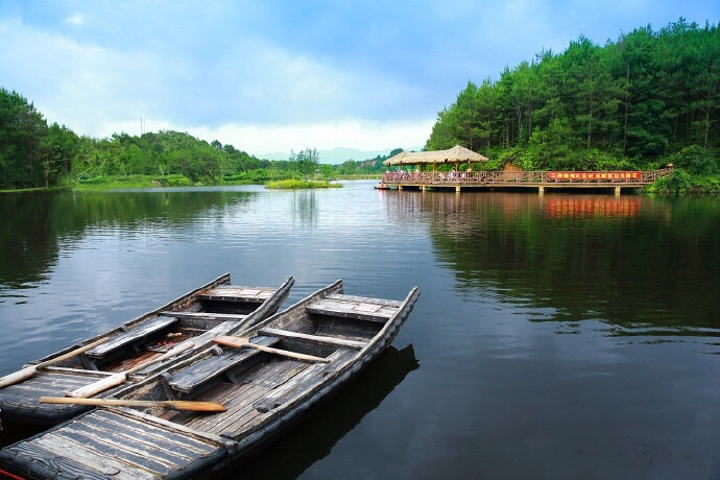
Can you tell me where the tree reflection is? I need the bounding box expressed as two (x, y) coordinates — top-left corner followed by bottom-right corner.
(382, 191), (720, 334)
(0, 190), (257, 289)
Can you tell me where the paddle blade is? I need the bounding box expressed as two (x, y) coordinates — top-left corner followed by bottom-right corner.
(0, 366), (37, 389)
(213, 335), (248, 349)
(162, 401), (227, 412)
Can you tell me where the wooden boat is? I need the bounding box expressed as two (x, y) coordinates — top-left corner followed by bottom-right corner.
(0, 274), (294, 429)
(0, 280), (419, 479)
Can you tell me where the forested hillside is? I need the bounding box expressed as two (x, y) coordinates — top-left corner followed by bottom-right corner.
(427, 20), (719, 173)
(0, 88), (390, 190)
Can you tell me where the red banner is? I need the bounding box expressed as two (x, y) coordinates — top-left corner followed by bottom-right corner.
(547, 171), (641, 181)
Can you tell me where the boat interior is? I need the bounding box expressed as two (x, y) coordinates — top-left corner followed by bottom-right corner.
(130, 291), (405, 438)
(41, 285), (278, 374)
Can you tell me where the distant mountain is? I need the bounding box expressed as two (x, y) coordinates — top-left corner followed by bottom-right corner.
(258, 146), (422, 164)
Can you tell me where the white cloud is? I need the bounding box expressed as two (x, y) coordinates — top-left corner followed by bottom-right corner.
(65, 14), (86, 26)
(109, 118), (435, 156)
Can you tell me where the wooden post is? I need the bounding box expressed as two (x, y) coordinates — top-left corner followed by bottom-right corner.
(538, 186), (545, 195)
(614, 186), (621, 196)
(455, 186), (461, 193)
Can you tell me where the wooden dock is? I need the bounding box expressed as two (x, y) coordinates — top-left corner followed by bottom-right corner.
(378, 169), (672, 195)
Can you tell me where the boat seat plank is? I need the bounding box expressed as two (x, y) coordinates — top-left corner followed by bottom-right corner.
(0, 409), (227, 480)
(307, 298), (397, 322)
(91, 409), (220, 454)
(0, 372), (117, 400)
(252, 349), (356, 414)
(86, 316), (178, 359)
(159, 311), (248, 321)
(53, 428), (175, 475)
(259, 327), (367, 349)
(198, 286), (274, 303)
(169, 336), (280, 393)
(65, 419), (197, 465)
(326, 293), (403, 308)
(0, 441), (140, 480)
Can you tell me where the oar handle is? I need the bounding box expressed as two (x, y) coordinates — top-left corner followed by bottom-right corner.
(213, 336), (330, 363)
(0, 366), (38, 389)
(67, 372), (127, 398)
(0, 337), (109, 389)
(66, 341), (195, 398)
(41, 396), (226, 412)
(253, 343), (331, 363)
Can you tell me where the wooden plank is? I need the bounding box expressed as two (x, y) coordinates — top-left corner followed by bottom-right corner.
(159, 311), (248, 321)
(117, 407), (232, 449)
(84, 411), (212, 458)
(198, 286), (274, 303)
(60, 421), (189, 470)
(307, 298), (396, 322)
(252, 349), (355, 413)
(196, 384), (270, 435)
(169, 336), (280, 393)
(235, 358), (307, 388)
(2, 441), (132, 480)
(53, 428), (174, 474)
(74, 415), (197, 462)
(87, 316), (178, 359)
(0, 372), (119, 401)
(33, 434), (157, 480)
(325, 293), (403, 308)
(259, 327), (367, 349)
(92, 409), (221, 454)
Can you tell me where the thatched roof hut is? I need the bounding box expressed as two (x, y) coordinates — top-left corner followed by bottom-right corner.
(383, 145), (488, 167)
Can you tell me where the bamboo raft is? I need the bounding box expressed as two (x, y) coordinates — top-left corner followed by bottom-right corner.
(0, 280), (419, 479)
(0, 274), (294, 428)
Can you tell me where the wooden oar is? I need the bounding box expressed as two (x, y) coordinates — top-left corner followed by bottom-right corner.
(67, 341), (195, 398)
(0, 337), (110, 389)
(213, 336), (330, 363)
(40, 396), (226, 412)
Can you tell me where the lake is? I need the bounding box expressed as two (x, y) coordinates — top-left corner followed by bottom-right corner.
(1, 181), (720, 479)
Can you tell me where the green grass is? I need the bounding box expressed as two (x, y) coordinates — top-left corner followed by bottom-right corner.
(265, 179), (342, 189)
(0, 186), (71, 194)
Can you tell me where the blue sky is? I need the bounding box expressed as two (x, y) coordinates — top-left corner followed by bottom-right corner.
(1, 1), (718, 156)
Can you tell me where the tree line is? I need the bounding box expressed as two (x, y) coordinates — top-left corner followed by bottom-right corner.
(0, 87), (394, 190)
(426, 19), (719, 176)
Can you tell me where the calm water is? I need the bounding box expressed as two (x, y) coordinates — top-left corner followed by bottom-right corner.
(1, 182), (720, 479)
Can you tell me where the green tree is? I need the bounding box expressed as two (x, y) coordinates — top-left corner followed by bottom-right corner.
(290, 148), (319, 179)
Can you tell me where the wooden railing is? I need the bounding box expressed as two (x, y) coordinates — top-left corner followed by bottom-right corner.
(381, 169), (672, 185)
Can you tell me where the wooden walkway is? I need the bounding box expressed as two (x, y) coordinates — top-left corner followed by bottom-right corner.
(378, 169), (672, 195)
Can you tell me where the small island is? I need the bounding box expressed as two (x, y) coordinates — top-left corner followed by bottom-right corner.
(265, 179), (342, 189)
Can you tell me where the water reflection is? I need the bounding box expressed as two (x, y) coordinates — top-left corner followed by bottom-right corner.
(0, 190), (257, 290)
(544, 195), (642, 218)
(207, 344), (419, 479)
(291, 190), (317, 228)
(381, 191), (720, 338)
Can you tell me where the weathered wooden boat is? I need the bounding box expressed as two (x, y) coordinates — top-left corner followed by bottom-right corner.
(0, 280), (419, 479)
(0, 274), (294, 429)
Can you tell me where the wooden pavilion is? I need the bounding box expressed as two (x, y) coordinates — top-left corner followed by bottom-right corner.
(383, 145), (489, 173)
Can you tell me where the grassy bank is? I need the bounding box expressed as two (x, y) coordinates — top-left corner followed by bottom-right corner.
(0, 186), (71, 194)
(265, 179), (342, 189)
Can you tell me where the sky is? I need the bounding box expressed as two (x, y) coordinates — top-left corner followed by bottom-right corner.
(1, 1), (718, 157)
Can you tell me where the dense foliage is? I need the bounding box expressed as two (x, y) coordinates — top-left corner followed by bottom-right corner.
(0, 86), (389, 190)
(427, 20), (720, 176)
(0, 88), (79, 189)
